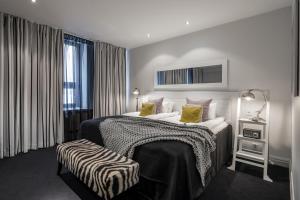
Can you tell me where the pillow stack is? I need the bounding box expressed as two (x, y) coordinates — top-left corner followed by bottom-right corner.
(138, 97), (215, 122)
(139, 103), (156, 116)
(180, 98), (213, 123)
(180, 105), (203, 123)
(139, 97), (164, 116)
(148, 97), (164, 113)
(186, 98), (212, 121)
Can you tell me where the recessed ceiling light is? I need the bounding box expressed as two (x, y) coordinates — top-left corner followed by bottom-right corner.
(147, 33), (151, 38)
(31, 0), (36, 3)
(186, 21), (190, 25)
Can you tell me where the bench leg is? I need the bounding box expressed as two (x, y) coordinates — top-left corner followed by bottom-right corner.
(57, 162), (62, 176)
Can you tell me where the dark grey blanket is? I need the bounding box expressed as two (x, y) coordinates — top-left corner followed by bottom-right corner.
(100, 116), (216, 186)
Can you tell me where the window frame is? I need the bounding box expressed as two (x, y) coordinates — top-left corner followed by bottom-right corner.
(63, 35), (94, 111)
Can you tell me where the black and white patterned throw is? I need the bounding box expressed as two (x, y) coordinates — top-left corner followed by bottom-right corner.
(99, 117), (216, 186)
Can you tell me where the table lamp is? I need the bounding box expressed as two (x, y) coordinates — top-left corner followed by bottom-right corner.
(132, 88), (140, 112)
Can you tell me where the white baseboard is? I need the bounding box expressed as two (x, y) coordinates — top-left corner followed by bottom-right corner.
(290, 171), (294, 200)
(269, 155), (290, 168)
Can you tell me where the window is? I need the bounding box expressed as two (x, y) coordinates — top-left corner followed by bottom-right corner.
(63, 34), (94, 110)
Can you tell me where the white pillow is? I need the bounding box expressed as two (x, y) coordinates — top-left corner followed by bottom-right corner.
(208, 103), (217, 120)
(162, 102), (174, 113)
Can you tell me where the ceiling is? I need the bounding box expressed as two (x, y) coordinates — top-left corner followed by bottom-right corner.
(0, 0), (292, 49)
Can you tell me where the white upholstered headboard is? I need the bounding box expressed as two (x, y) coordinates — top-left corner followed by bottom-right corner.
(140, 91), (239, 124)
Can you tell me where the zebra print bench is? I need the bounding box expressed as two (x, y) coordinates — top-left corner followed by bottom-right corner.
(56, 139), (140, 200)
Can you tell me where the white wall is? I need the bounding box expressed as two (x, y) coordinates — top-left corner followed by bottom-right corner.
(291, 0), (299, 199)
(129, 8), (292, 163)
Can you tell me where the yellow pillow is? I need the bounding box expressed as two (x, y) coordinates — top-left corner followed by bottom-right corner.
(139, 103), (156, 116)
(180, 105), (203, 123)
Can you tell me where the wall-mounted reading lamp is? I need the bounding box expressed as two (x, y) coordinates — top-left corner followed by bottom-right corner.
(241, 89), (268, 122)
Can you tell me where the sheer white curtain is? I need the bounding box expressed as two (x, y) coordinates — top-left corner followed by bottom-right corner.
(0, 13), (64, 158)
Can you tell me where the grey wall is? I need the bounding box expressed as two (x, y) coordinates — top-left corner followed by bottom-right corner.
(129, 8), (292, 163)
(292, 0), (299, 199)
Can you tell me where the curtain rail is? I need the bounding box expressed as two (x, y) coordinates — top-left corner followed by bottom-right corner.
(63, 30), (95, 43)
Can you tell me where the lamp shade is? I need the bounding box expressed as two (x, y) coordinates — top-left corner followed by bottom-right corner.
(132, 88), (140, 95)
(241, 90), (255, 101)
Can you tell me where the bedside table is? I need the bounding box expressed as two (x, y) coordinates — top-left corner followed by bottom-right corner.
(228, 98), (272, 182)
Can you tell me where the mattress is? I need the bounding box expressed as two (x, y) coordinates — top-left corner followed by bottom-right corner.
(78, 116), (232, 200)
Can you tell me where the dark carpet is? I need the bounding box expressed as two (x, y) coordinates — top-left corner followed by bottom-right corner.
(0, 147), (290, 200)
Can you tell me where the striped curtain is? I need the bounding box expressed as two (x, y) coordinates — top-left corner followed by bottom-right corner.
(0, 13), (64, 158)
(93, 42), (126, 117)
(293, 0), (300, 96)
(158, 68), (187, 85)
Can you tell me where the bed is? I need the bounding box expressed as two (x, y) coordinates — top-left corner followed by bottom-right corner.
(78, 112), (232, 200)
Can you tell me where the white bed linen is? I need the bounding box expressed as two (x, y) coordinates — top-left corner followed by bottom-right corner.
(122, 112), (228, 134)
(211, 122), (228, 134)
(161, 115), (228, 134)
(122, 112), (179, 120)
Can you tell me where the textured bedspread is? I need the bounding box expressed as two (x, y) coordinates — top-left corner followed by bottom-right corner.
(100, 117), (216, 186)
